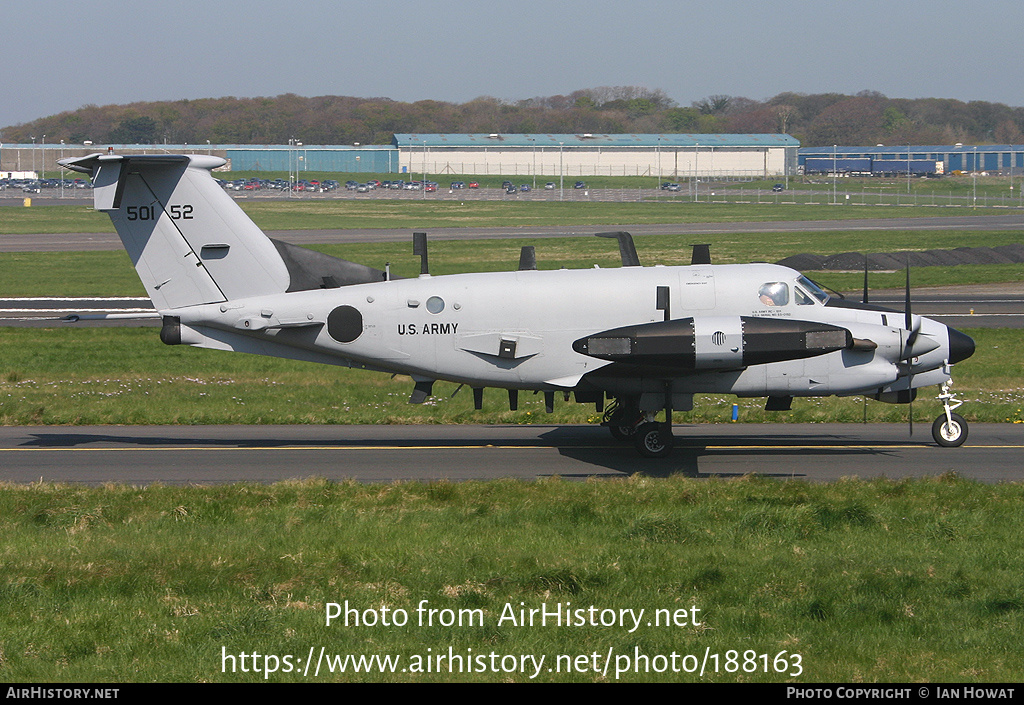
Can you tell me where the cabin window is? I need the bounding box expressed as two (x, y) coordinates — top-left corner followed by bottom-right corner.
(758, 282), (789, 307)
(426, 296), (445, 314)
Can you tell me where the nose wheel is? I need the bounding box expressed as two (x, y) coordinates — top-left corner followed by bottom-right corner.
(932, 380), (968, 447)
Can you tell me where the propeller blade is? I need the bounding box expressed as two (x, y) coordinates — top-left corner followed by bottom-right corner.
(904, 253), (912, 333)
(862, 253), (869, 304)
(904, 254), (914, 436)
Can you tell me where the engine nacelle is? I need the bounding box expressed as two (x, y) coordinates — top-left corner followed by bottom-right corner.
(573, 316), (853, 370)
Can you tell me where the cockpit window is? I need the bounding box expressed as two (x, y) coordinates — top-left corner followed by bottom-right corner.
(796, 275), (830, 304)
(795, 287), (813, 305)
(758, 282), (789, 306)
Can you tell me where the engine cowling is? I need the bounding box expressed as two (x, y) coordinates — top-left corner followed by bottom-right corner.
(572, 316), (853, 370)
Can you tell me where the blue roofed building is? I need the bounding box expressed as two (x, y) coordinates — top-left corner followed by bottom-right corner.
(799, 144), (1024, 175)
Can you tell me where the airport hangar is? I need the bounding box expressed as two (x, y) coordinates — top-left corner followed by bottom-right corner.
(389, 133), (799, 180)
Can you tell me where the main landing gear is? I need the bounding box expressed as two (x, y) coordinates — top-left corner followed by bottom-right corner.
(932, 380), (968, 447)
(602, 397), (675, 458)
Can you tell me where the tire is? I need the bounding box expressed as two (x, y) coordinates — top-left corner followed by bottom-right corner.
(633, 422), (674, 458)
(932, 412), (968, 447)
(606, 404), (640, 441)
(609, 424), (637, 441)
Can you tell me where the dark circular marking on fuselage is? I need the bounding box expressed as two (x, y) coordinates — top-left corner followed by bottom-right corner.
(327, 305), (362, 343)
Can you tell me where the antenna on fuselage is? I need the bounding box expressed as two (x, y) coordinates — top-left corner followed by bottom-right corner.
(518, 246), (537, 271)
(413, 232), (429, 275)
(690, 244), (711, 265)
(596, 231), (640, 267)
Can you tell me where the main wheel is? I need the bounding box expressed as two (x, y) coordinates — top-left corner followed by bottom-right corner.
(609, 423), (638, 441)
(932, 412), (968, 447)
(633, 422), (674, 458)
(606, 404), (641, 441)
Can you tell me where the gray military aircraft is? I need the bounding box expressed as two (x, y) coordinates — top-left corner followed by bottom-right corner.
(58, 152), (975, 457)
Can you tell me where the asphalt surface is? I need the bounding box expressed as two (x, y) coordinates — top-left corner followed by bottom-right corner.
(3, 213), (1024, 251)
(1, 423), (1020, 485)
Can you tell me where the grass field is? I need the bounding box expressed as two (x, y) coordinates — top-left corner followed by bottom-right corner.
(2, 475), (1023, 682)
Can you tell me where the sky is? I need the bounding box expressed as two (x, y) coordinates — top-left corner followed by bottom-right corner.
(3, 0), (1022, 132)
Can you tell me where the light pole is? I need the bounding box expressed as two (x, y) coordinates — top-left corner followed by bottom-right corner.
(656, 137), (661, 192)
(693, 142), (699, 202)
(832, 145), (837, 205)
(422, 140), (427, 200)
(41, 134), (46, 180)
(528, 137), (536, 191)
(906, 144), (911, 194)
(559, 142), (564, 201)
(60, 140), (64, 198)
(30, 136), (36, 176)
(972, 146), (978, 209)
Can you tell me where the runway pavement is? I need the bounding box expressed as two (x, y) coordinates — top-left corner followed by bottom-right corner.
(3, 213), (1024, 251)
(0, 423), (1021, 485)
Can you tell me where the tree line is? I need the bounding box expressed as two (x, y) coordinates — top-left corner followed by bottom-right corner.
(3, 87), (1022, 148)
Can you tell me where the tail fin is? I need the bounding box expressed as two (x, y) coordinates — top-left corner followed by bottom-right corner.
(59, 153), (290, 309)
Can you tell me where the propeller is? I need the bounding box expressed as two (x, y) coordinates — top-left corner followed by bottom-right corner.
(862, 252), (869, 422)
(903, 255), (917, 435)
(862, 253), (869, 304)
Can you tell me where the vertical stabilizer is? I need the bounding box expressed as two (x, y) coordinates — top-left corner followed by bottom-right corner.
(59, 153), (290, 310)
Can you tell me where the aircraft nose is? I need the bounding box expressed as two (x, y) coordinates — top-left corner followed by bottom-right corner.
(947, 327), (975, 364)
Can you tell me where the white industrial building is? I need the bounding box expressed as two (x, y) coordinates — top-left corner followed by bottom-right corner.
(393, 133), (799, 179)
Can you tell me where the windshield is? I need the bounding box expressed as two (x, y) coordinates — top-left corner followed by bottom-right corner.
(796, 275), (830, 304)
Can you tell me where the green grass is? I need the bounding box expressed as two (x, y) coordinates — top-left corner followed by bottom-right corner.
(1, 475), (1022, 682)
(3, 228), (1023, 297)
(1, 327), (1020, 426)
(2, 198), (1018, 237)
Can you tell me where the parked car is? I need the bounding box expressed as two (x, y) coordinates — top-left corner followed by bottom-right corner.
(519, 184), (531, 192)
(544, 182), (556, 190)
(574, 181), (587, 189)
(772, 183), (785, 192)
(468, 181), (479, 189)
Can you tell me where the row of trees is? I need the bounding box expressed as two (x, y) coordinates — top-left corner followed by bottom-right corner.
(3, 87), (1022, 148)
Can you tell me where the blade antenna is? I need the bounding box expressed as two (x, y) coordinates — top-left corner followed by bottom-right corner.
(691, 244), (712, 265)
(596, 231), (640, 267)
(518, 245), (537, 271)
(413, 232), (429, 275)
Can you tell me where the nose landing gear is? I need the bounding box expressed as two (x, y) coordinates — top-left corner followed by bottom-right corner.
(932, 379), (968, 447)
